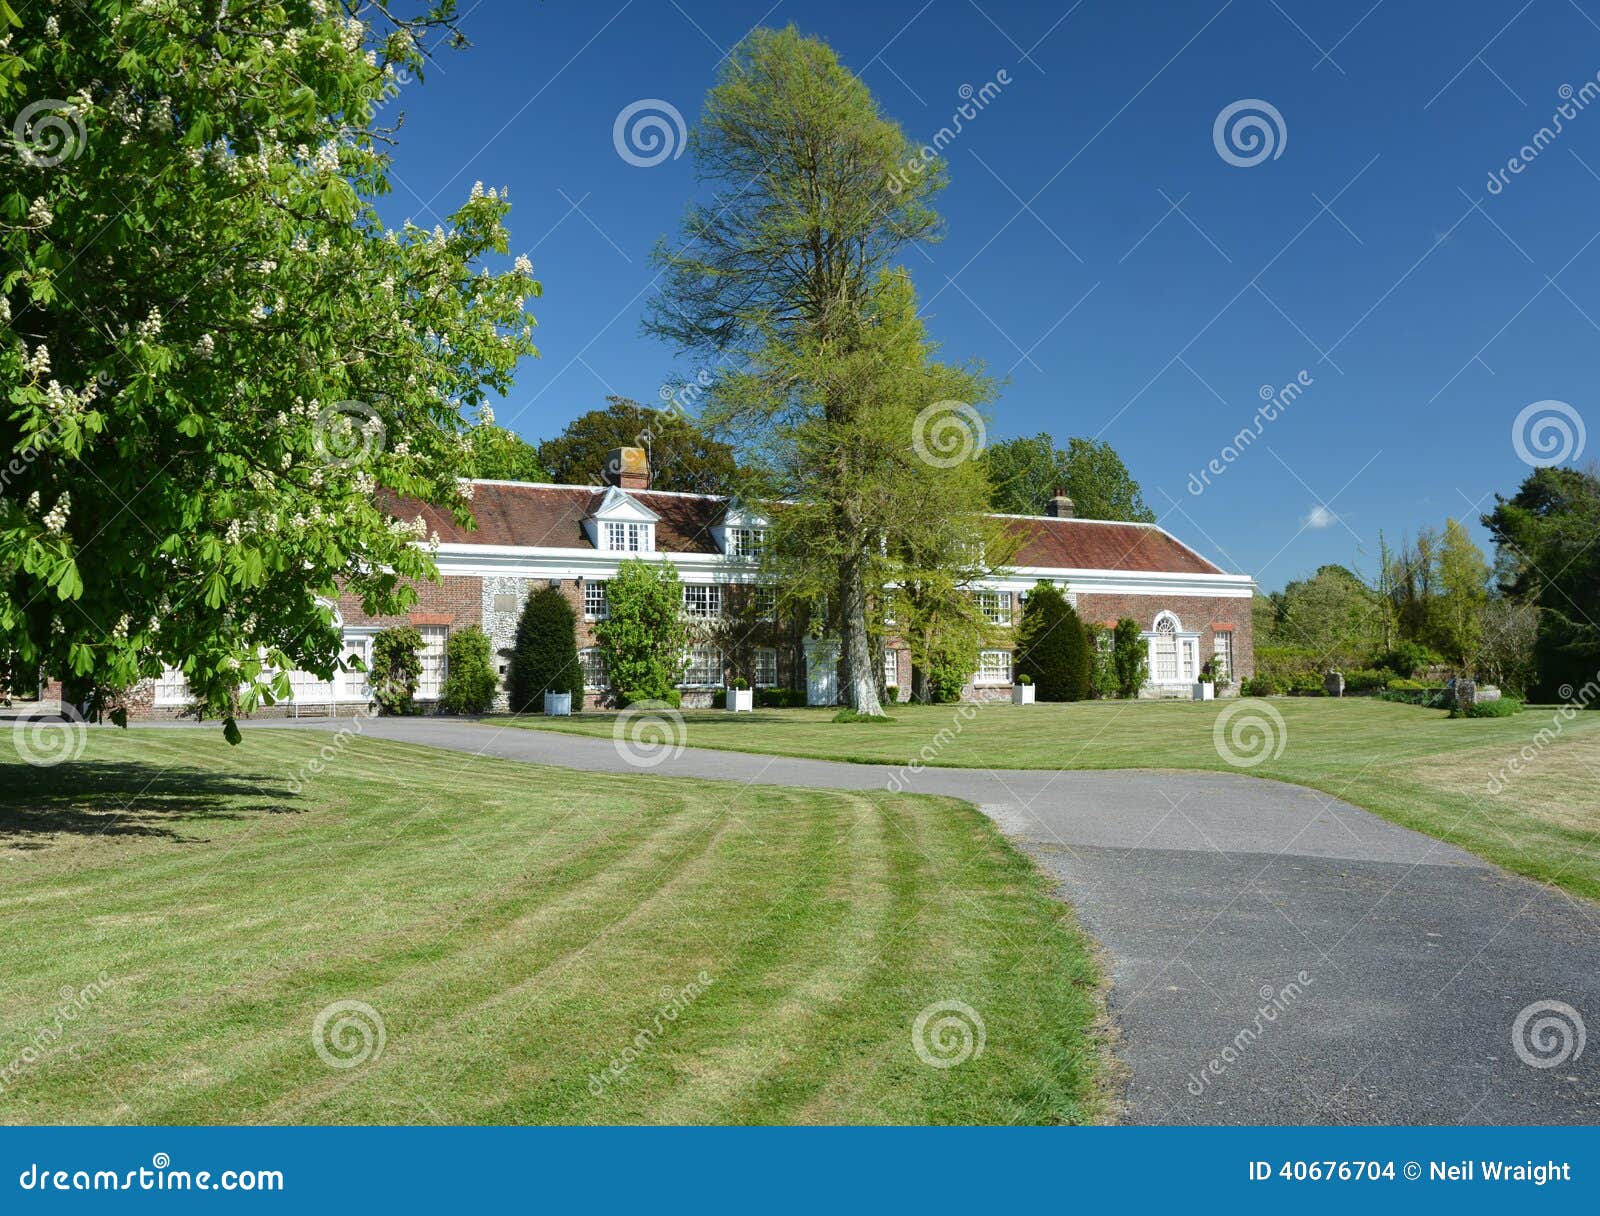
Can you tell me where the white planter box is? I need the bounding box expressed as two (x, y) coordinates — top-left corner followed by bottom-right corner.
(1192, 682), (1215, 701)
(1011, 684), (1035, 705)
(543, 691), (573, 717)
(727, 688), (753, 712)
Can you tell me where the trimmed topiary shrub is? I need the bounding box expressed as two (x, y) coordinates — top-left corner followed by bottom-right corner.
(1016, 582), (1090, 701)
(620, 688), (681, 709)
(371, 626), (423, 715)
(756, 687), (805, 709)
(507, 586), (583, 713)
(441, 625), (498, 714)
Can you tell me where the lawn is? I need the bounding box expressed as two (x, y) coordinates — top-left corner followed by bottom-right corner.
(504, 698), (1600, 901)
(0, 727), (1110, 1125)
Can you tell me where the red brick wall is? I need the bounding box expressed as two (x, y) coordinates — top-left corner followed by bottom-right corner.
(337, 576), (483, 631)
(1074, 592), (1253, 682)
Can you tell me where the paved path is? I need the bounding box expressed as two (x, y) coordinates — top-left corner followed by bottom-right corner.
(261, 715), (1599, 1124)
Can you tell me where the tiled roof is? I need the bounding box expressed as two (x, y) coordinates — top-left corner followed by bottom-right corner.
(389, 482), (1225, 575)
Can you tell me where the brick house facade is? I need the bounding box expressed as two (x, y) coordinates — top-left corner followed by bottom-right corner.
(130, 450), (1254, 717)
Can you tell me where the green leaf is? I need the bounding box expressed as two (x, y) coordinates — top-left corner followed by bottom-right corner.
(223, 717), (242, 747)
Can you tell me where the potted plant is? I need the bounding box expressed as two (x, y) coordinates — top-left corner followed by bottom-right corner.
(1193, 662), (1215, 702)
(543, 689), (573, 716)
(1011, 673), (1035, 705)
(727, 677), (753, 713)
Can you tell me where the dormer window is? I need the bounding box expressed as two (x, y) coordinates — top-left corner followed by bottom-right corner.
(604, 520), (649, 552)
(728, 527), (766, 558)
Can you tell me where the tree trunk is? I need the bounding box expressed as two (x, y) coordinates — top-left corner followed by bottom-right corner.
(838, 550), (883, 715)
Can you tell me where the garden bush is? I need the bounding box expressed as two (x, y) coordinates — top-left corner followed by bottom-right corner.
(370, 626), (423, 715)
(1375, 642), (1443, 679)
(440, 625), (498, 714)
(620, 688), (682, 710)
(595, 559), (689, 703)
(1341, 667), (1391, 694)
(507, 586), (583, 712)
(1111, 618), (1147, 699)
(756, 687), (805, 709)
(883, 684), (900, 703)
(1450, 696), (1523, 719)
(1016, 583), (1090, 701)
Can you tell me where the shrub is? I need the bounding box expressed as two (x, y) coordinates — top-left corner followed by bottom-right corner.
(440, 625), (497, 714)
(710, 689), (727, 709)
(370, 626), (423, 715)
(883, 683), (900, 702)
(923, 650), (972, 704)
(1112, 617), (1147, 698)
(1017, 673), (1032, 686)
(596, 559), (689, 703)
(1377, 687), (1450, 709)
(1450, 696), (1523, 719)
(756, 687), (805, 709)
(1085, 622), (1115, 698)
(620, 688), (681, 709)
(1241, 675), (1282, 697)
(1376, 641), (1443, 679)
(1342, 667), (1390, 694)
(507, 586), (583, 712)
(1016, 582), (1090, 701)
(731, 677), (749, 690)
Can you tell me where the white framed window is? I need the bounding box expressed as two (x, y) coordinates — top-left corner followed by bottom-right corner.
(754, 647), (778, 687)
(976, 649), (1012, 685)
(883, 649), (898, 687)
(728, 527), (766, 558)
(603, 520), (649, 552)
(417, 625), (448, 700)
(578, 647), (608, 690)
(288, 667), (335, 704)
(584, 581), (608, 620)
(752, 586), (777, 621)
(1213, 631), (1234, 682)
(339, 639), (370, 700)
(976, 589), (1012, 626)
(154, 666), (189, 706)
(1151, 615), (1178, 682)
(682, 645), (723, 687)
(682, 583), (722, 618)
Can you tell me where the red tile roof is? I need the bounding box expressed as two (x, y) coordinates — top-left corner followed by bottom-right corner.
(389, 482), (1225, 575)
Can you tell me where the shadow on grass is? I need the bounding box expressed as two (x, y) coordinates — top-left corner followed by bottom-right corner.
(0, 761), (303, 847)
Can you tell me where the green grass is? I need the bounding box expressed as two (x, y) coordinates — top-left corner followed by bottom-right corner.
(504, 698), (1600, 901)
(0, 728), (1110, 1125)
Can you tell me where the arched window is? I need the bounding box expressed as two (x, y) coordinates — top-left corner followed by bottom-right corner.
(1151, 613), (1179, 682)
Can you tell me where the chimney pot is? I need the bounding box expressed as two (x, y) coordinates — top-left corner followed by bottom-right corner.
(1047, 488), (1075, 519)
(602, 446), (650, 490)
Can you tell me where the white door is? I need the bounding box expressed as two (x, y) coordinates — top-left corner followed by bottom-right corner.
(805, 642), (839, 706)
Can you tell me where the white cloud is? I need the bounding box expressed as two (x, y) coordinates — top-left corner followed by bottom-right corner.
(1304, 504), (1339, 529)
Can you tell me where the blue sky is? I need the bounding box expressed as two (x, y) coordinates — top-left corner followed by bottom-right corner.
(378, 0), (1598, 591)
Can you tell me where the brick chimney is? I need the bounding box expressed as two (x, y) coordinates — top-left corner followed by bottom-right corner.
(1046, 488), (1075, 518)
(602, 446), (650, 491)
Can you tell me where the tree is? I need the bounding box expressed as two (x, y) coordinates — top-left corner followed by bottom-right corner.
(984, 434), (1155, 521)
(1483, 467), (1600, 700)
(440, 624), (497, 713)
(0, 3), (539, 740)
(647, 27), (957, 717)
(1015, 583), (1090, 701)
(1477, 598), (1538, 695)
(538, 397), (738, 494)
(1433, 518), (1490, 672)
(371, 627), (423, 716)
(507, 587), (582, 712)
(595, 559), (689, 703)
(1275, 564), (1383, 666)
(1111, 617), (1148, 698)
(469, 423), (548, 482)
